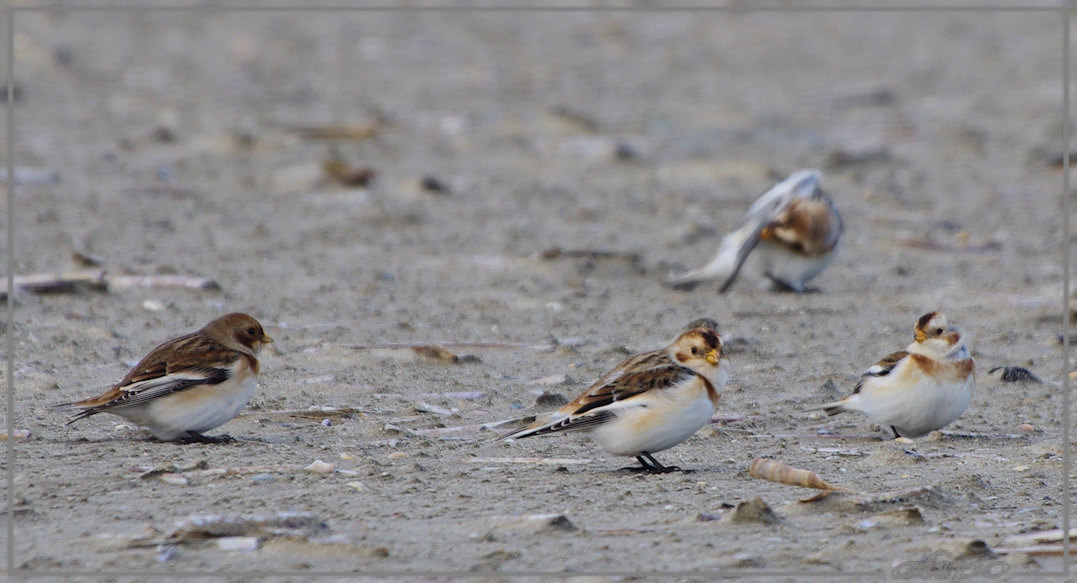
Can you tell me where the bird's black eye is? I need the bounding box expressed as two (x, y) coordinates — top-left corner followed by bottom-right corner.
(247, 327), (258, 336)
(691, 346), (700, 356)
(934, 328), (943, 335)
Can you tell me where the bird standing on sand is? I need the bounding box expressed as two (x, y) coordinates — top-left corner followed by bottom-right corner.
(805, 311), (975, 438)
(49, 313), (273, 443)
(499, 318), (729, 473)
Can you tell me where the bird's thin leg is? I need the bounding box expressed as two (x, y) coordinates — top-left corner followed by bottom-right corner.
(890, 426), (902, 439)
(639, 452), (681, 474)
(617, 455), (653, 473)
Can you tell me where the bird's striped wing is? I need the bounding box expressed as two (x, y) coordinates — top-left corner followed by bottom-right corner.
(529, 357), (698, 435)
(852, 350), (910, 394)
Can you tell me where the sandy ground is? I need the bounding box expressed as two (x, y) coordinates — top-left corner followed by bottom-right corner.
(4, 6), (1075, 581)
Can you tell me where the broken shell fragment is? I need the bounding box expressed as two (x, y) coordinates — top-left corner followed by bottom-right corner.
(748, 458), (848, 491)
(304, 460), (336, 474)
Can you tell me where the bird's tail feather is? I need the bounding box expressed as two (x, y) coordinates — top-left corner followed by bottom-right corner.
(664, 240), (739, 291)
(803, 400), (847, 417)
(663, 267), (716, 290)
(46, 401), (98, 424)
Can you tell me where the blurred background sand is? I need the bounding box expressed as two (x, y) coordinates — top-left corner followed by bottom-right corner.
(4, 6), (1072, 577)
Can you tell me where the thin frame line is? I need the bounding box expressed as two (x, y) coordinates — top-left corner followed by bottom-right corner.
(1063, 1), (1072, 575)
(8, 568), (1073, 579)
(5, 3), (15, 577)
(4, 2), (1072, 580)
(7, 569), (892, 578)
(6, 568), (1068, 577)
(5, 4), (1072, 13)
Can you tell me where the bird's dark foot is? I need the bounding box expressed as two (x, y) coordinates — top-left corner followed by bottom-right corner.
(764, 273), (818, 293)
(629, 452), (687, 474)
(177, 432), (235, 444)
(664, 279), (702, 292)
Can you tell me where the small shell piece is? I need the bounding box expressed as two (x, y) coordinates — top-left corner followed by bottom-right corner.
(748, 458), (849, 491)
(304, 460), (336, 474)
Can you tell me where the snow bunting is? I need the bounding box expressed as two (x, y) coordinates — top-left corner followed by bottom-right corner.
(665, 169), (842, 293)
(499, 318), (729, 473)
(48, 313), (273, 442)
(806, 311), (974, 438)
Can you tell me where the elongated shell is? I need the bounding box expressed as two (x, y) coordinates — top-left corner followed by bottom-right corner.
(748, 458), (847, 491)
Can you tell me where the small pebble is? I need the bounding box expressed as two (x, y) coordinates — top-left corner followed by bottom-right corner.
(304, 460), (336, 474)
(722, 497), (780, 525)
(614, 141), (638, 160)
(216, 536), (260, 552)
(728, 552), (764, 568)
(0, 429), (30, 439)
(535, 391), (569, 407)
(321, 418), (332, 427)
(251, 473), (275, 484)
(155, 545), (177, 562)
(1013, 423), (1037, 433)
(988, 366), (1042, 383)
(142, 299), (166, 312)
(420, 175), (450, 194)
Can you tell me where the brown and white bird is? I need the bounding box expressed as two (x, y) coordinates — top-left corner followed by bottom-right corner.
(48, 313), (273, 442)
(806, 311), (975, 438)
(498, 318), (729, 473)
(665, 169), (842, 293)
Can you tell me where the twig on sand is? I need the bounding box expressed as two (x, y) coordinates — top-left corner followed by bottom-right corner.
(412, 424), (485, 437)
(284, 122), (383, 140)
(993, 545), (1066, 556)
(709, 414), (748, 424)
(934, 429), (994, 439)
(322, 158), (375, 187)
(894, 237), (1002, 253)
(134, 463), (292, 481)
(746, 433), (883, 440)
(105, 274), (220, 291)
(0, 270), (220, 300)
(540, 247), (645, 272)
(343, 341), (557, 352)
(798, 445), (870, 457)
(414, 401), (457, 416)
(8, 271), (107, 294)
(381, 415), (539, 438)
(467, 457), (591, 465)
(236, 406), (376, 420)
(998, 528), (1077, 556)
(480, 414), (538, 432)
